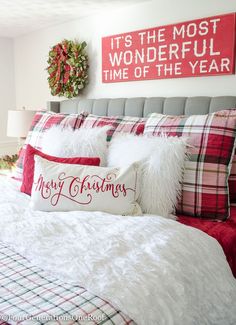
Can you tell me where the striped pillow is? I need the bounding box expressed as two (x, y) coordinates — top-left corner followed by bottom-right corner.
(81, 114), (146, 141)
(144, 110), (236, 221)
(14, 111), (88, 181)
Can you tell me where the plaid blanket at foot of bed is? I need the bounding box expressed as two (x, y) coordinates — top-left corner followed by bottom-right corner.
(0, 242), (135, 325)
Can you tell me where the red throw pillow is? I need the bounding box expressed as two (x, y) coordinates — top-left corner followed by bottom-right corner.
(20, 145), (100, 196)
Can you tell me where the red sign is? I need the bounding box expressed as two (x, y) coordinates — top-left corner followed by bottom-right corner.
(102, 13), (236, 83)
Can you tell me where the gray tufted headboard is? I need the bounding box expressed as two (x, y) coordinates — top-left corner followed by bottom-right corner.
(47, 96), (236, 117)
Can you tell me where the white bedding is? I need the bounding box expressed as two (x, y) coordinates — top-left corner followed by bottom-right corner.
(0, 177), (236, 325)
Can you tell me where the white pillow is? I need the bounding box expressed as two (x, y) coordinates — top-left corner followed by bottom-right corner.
(30, 155), (142, 216)
(108, 134), (188, 218)
(41, 125), (110, 166)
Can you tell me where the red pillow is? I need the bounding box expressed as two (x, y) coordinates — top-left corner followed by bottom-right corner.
(20, 145), (100, 196)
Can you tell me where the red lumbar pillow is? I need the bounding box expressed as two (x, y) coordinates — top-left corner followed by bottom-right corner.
(20, 145), (100, 196)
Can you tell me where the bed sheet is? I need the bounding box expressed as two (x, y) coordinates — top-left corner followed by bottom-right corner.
(178, 205), (236, 277)
(0, 242), (135, 325)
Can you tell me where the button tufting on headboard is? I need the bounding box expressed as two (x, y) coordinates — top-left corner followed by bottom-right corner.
(47, 96), (236, 117)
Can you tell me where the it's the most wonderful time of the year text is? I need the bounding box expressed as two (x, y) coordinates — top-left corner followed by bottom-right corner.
(102, 13), (236, 82)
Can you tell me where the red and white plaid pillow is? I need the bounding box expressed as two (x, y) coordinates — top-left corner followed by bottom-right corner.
(144, 110), (236, 221)
(14, 111), (88, 181)
(81, 114), (146, 141)
(229, 154), (236, 203)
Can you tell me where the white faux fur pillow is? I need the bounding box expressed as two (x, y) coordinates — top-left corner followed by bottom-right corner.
(108, 134), (188, 218)
(41, 125), (110, 166)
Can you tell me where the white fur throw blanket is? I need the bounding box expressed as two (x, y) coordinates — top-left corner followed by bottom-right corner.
(0, 178), (236, 325)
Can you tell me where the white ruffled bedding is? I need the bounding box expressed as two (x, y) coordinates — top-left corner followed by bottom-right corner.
(0, 177), (236, 325)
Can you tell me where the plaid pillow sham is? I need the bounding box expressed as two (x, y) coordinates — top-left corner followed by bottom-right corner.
(219, 108), (236, 203)
(229, 154), (236, 202)
(14, 111), (88, 181)
(81, 114), (146, 141)
(144, 110), (236, 221)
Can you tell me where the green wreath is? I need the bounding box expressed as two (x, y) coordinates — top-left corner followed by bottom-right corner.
(47, 39), (89, 98)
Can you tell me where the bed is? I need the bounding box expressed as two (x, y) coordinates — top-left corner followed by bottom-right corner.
(0, 96), (236, 325)
(49, 96), (236, 277)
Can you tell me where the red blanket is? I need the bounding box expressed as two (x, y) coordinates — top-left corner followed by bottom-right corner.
(178, 206), (236, 277)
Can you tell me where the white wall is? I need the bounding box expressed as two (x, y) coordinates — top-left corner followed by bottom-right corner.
(0, 38), (16, 155)
(14, 0), (236, 110)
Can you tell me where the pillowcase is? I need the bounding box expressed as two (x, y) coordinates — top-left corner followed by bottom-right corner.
(41, 125), (110, 166)
(229, 156), (236, 202)
(20, 145), (100, 196)
(228, 108), (236, 203)
(81, 114), (147, 141)
(144, 110), (236, 220)
(108, 134), (188, 218)
(31, 156), (141, 216)
(14, 111), (88, 181)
